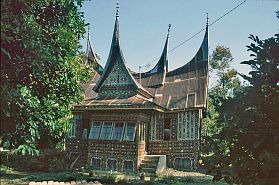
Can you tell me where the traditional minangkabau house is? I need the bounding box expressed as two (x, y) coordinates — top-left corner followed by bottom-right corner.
(66, 4), (209, 174)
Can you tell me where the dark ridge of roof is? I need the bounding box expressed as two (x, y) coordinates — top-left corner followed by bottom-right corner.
(132, 26), (170, 88)
(86, 33), (104, 75)
(93, 16), (153, 99)
(166, 26), (208, 78)
(135, 34), (169, 78)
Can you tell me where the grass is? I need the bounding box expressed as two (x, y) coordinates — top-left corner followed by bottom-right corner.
(0, 166), (227, 185)
(0, 166), (29, 185)
(154, 175), (227, 185)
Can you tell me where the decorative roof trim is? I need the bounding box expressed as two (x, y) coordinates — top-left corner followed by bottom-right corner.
(93, 5), (153, 99)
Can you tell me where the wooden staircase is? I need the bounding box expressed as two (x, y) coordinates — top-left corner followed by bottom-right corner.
(140, 155), (160, 176)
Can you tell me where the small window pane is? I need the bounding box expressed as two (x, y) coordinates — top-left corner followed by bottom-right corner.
(89, 122), (102, 140)
(91, 158), (101, 170)
(68, 118), (76, 137)
(174, 158), (191, 170)
(123, 123), (136, 141)
(111, 122), (124, 141)
(100, 122), (113, 140)
(107, 159), (117, 171)
(123, 160), (133, 172)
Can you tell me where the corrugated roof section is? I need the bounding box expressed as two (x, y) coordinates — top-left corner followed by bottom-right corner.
(79, 21), (208, 111)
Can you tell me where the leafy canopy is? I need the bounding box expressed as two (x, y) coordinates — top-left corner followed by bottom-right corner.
(204, 34), (279, 185)
(1, 0), (90, 155)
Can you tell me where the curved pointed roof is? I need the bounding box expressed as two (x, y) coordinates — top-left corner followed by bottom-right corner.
(166, 25), (208, 78)
(132, 24), (170, 87)
(93, 12), (153, 99)
(135, 24), (209, 109)
(140, 24), (170, 77)
(86, 30), (104, 74)
(79, 19), (209, 110)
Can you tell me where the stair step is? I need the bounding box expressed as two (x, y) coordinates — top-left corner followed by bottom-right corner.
(140, 155), (162, 175)
(144, 157), (159, 159)
(141, 167), (156, 173)
(143, 158), (159, 162)
(140, 163), (157, 168)
(141, 160), (158, 164)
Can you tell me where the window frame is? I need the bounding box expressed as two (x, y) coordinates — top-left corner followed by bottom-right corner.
(177, 111), (199, 140)
(88, 121), (136, 142)
(123, 160), (134, 172)
(91, 157), (101, 170)
(106, 158), (117, 171)
(68, 112), (81, 138)
(89, 121), (102, 140)
(123, 122), (136, 141)
(99, 121), (113, 140)
(111, 122), (125, 141)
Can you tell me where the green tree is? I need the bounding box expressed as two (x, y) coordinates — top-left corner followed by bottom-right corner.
(204, 34), (279, 184)
(1, 0), (90, 155)
(202, 46), (241, 150)
(210, 45), (241, 99)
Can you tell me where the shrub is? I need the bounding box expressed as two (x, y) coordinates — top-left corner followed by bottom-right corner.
(155, 175), (194, 184)
(2, 149), (69, 172)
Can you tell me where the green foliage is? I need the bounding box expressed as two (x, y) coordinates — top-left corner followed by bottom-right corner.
(210, 45), (233, 71)
(1, 0), (91, 154)
(1, 150), (69, 172)
(26, 169), (118, 183)
(204, 34), (279, 184)
(0, 165), (13, 174)
(202, 45), (241, 158)
(156, 176), (194, 184)
(210, 45), (240, 98)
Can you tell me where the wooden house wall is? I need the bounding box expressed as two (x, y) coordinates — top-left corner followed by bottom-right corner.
(147, 110), (201, 170)
(88, 140), (138, 171)
(66, 109), (202, 171)
(86, 111), (150, 172)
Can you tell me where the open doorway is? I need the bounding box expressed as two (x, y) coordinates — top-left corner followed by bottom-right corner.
(164, 118), (171, 140)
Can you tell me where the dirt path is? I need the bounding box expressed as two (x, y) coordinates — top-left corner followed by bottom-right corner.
(161, 168), (209, 177)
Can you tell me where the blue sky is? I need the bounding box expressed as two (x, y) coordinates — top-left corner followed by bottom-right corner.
(80, 0), (278, 84)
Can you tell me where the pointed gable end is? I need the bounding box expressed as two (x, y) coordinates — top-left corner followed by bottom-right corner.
(93, 11), (153, 99)
(133, 24), (171, 88)
(86, 29), (103, 74)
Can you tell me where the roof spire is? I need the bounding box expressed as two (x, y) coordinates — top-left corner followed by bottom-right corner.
(206, 13), (209, 27)
(87, 24), (90, 39)
(167, 24), (171, 38)
(116, 0), (119, 18)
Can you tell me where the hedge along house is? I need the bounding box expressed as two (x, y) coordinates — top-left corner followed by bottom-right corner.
(66, 4), (209, 173)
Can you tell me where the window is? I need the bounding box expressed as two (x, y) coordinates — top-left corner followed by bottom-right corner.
(91, 158), (101, 170)
(68, 113), (82, 137)
(174, 158), (192, 170)
(107, 159), (117, 171)
(164, 118), (171, 140)
(111, 122), (124, 141)
(139, 123), (145, 141)
(123, 123), (136, 141)
(100, 122), (113, 140)
(88, 121), (136, 141)
(123, 160), (134, 172)
(150, 113), (159, 140)
(68, 118), (76, 137)
(82, 129), (88, 140)
(177, 111), (199, 140)
(89, 122), (102, 140)
(187, 93), (196, 108)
